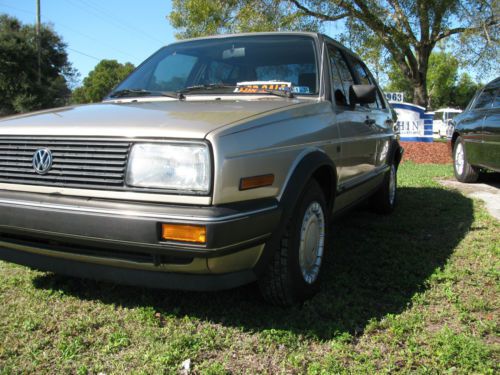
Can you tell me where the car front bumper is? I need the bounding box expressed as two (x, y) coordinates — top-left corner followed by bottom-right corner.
(0, 190), (281, 290)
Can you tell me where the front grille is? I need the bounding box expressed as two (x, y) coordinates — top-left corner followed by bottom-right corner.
(0, 137), (131, 189)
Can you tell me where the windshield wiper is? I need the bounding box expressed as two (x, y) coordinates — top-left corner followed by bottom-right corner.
(109, 89), (181, 99)
(178, 84), (236, 94)
(178, 84), (294, 98)
(260, 89), (294, 98)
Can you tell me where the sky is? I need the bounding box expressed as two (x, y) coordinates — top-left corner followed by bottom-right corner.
(0, 0), (176, 83)
(1, 1), (493, 88)
(0, 0), (347, 86)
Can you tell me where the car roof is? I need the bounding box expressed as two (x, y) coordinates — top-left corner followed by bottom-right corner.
(164, 31), (361, 61)
(485, 77), (500, 89)
(166, 31), (322, 47)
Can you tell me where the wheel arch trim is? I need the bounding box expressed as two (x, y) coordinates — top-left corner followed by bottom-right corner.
(277, 149), (337, 212)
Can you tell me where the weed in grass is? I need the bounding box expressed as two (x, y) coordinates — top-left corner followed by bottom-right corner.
(76, 365), (88, 375)
(432, 327), (495, 373)
(59, 336), (85, 361)
(105, 330), (131, 353)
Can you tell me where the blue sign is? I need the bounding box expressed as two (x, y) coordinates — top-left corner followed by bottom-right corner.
(391, 102), (434, 142)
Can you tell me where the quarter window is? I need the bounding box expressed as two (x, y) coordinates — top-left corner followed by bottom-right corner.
(327, 46), (354, 107)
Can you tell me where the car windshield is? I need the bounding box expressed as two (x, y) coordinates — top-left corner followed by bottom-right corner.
(110, 35), (319, 98)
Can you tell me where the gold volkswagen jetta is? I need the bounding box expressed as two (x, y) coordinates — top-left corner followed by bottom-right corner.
(0, 32), (402, 306)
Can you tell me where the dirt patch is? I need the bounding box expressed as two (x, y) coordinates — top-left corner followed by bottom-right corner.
(401, 141), (452, 164)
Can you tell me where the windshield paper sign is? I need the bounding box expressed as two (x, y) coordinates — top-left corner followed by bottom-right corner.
(234, 81), (292, 93)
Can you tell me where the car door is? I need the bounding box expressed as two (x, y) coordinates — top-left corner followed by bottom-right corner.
(348, 58), (394, 170)
(482, 84), (500, 170)
(326, 45), (378, 189)
(460, 86), (495, 165)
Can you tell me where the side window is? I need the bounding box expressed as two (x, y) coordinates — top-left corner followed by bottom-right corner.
(351, 61), (371, 85)
(493, 89), (500, 109)
(350, 59), (384, 109)
(327, 46), (355, 108)
(473, 88), (495, 109)
(150, 53), (198, 91)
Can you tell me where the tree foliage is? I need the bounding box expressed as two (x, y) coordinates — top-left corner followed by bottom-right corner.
(169, 0), (321, 39)
(386, 51), (482, 109)
(452, 73), (482, 109)
(168, 0), (499, 108)
(71, 60), (135, 104)
(0, 14), (75, 116)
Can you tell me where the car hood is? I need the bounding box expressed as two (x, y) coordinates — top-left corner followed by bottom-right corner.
(0, 99), (301, 139)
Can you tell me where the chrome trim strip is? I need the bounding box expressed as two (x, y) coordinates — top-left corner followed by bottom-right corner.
(0, 224), (271, 253)
(0, 239), (209, 273)
(337, 165), (389, 194)
(0, 197), (278, 223)
(0, 183), (211, 205)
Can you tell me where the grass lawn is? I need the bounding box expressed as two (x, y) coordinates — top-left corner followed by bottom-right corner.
(0, 163), (498, 374)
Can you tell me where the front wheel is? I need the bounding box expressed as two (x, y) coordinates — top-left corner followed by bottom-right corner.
(259, 180), (328, 306)
(453, 137), (479, 183)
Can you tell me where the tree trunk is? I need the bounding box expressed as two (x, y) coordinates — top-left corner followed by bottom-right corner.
(413, 83), (428, 108)
(412, 45), (431, 109)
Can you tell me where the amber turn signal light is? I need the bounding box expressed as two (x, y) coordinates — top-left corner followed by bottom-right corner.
(161, 224), (206, 244)
(239, 174), (274, 191)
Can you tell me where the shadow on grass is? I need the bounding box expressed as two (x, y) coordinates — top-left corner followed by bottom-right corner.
(32, 187), (473, 339)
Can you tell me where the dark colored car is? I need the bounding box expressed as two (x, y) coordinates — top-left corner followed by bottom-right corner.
(451, 77), (500, 182)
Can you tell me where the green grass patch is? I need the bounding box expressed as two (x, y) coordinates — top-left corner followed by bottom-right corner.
(0, 163), (498, 373)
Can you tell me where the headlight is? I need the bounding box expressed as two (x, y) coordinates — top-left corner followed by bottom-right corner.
(126, 143), (211, 193)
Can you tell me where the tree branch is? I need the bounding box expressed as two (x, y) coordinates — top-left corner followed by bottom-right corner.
(416, 0), (430, 43)
(347, 0), (419, 78)
(434, 18), (500, 42)
(288, 0), (349, 22)
(387, 0), (417, 43)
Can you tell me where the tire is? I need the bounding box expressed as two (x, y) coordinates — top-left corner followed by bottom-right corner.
(371, 163), (397, 214)
(453, 136), (479, 183)
(258, 180), (328, 306)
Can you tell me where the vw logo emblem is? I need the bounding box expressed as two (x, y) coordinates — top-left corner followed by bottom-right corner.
(32, 148), (53, 174)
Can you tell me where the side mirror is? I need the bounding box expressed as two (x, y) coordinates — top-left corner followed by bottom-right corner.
(349, 84), (377, 105)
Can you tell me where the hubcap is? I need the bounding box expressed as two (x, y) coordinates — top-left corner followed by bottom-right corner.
(455, 143), (465, 175)
(299, 202), (325, 284)
(389, 165), (396, 205)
